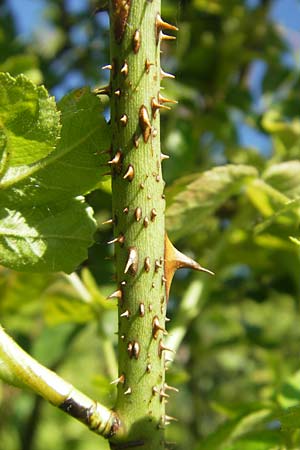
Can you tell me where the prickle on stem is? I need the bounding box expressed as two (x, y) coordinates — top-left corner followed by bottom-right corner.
(123, 164), (135, 181)
(139, 105), (152, 143)
(164, 234), (214, 300)
(107, 234), (125, 245)
(124, 246), (138, 275)
(132, 29), (141, 53)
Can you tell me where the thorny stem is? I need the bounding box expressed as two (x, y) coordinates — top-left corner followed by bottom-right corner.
(107, 1), (180, 448)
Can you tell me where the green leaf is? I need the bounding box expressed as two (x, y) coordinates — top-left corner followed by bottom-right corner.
(0, 78), (110, 272)
(0, 197), (96, 272)
(199, 409), (273, 450)
(276, 405), (300, 431)
(0, 72), (60, 169)
(166, 164), (258, 239)
(278, 370), (300, 409)
(0, 55), (43, 84)
(1, 86), (111, 207)
(263, 161), (300, 199)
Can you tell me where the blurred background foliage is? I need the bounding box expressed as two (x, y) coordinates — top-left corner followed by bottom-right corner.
(2, 0), (300, 449)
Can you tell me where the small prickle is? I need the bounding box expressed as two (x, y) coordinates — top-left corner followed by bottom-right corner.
(120, 114), (128, 126)
(124, 387), (132, 395)
(139, 302), (145, 317)
(158, 339), (173, 357)
(124, 246), (138, 275)
(102, 64), (112, 70)
(151, 97), (171, 118)
(145, 58), (154, 73)
(110, 374), (125, 385)
(123, 164), (135, 181)
(144, 257), (151, 272)
(158, 93), (178, 105)
(139, 105), (152, 143)
(160, 68), (175, 79)
(107, 234), (125, 245)
(161, 153), (169, 161)
(120, 310), (130, 318)
(120, 60), (129, 77)
(102, 218), (114, 225)
(152, 316), (167, 339)
(107, 289), (123, 301)
(132, 29), (141, 53)
(143, 217), (149, 228)
(134, 207), (142, 222)
(155, 259), (162, 272)
(151, 208), (157, 221)
(108, 150), (122, 165)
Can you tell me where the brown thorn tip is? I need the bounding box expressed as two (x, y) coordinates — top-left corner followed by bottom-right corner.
(158, 93), (178, 104)
(164, 383), (179, 393)
(156, 14), (179, 32)
(107, 234), (125, 245)
(158, 339), (174, 357)
(120, 310), (130, 318)
(102, 218), (114, 225)
(123, 164), (135, 181)
(132, 29), (141, 54)
(139, 302), (145, 317)
(151, 208), (157, 221)
(164, 233), (214, 300)
(145, 59), (154, 73)
(152, 386), (159, 395)
(110, 374), (125, 385)
(139, 105), (152, 143)
(153, 316), (167, 339)
(120, 61), (129, 76)
(107, 289), (123, 300)
(123, 207), (129, 214)
(124, 246), (138, 275)
(134, 207), (142, 222)
(144, 257), (151, 272)
(151, 97), (171, 118)
(108, 150), (122, 165)
(161, 32), (176, 41)
(143, 217), (149, 228)
(160, 390), (170, 400)
(120, 114), (128, 126)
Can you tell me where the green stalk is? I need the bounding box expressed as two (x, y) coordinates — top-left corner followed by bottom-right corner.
(107, 1), (178, 448)
(0, 325), (118, 437)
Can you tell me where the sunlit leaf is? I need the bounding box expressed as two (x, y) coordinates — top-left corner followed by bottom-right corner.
(166, 165), (257, 239)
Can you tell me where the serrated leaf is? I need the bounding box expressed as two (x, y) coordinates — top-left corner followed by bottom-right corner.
(0, 72), (60, 169)
(0, 79), (110, 273)
(263, 161), (300, 199)
(0, 86), (111, 207)
(0, 197), (96, 272)
(166, 165), (258, 239)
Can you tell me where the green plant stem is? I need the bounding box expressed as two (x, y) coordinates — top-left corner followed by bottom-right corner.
(107, 1), (175, 448)
(0, 325), (119, 438)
